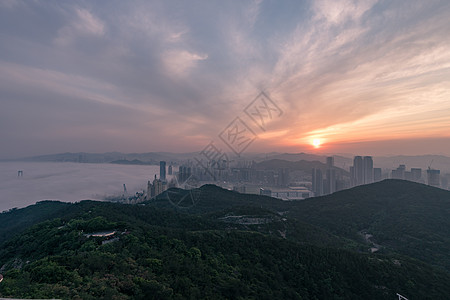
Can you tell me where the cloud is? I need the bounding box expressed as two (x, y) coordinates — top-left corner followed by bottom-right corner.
(262, 0), (450, 148)
(313, 0), (377, 24)
(0, 0), (21, 9)
(1, 0), (450, 158)
(55, 8), (105, 46)
(162, 50), (208, 77)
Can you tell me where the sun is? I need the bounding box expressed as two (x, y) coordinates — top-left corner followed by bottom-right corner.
(312, 138), (321, 148)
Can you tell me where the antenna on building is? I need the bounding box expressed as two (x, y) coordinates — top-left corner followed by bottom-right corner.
(428, 159), (434, 170)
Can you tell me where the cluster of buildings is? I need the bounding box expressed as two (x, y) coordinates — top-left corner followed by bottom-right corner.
(311, 157), (348, 197)
(171, 159), (314, 200)
(146, 161), (171, 199)
(126, 156), (449, 204)
(391, 165), (423, 182)
(175, 161), (290, 187)
(311, 155), (448, 197)
(390, 164), (444, 188)
(349, 156), (382, 187)
(348, 156), (444, 189)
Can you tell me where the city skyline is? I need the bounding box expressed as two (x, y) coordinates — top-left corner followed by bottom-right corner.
(1, 1), (450, 159)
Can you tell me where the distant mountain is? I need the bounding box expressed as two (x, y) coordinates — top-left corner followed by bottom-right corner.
(110, 159), (152, 165)
(16, 152), (198, 164)
(258, 152), (326, 162)
(254, 159), (350, 176)
(256, 152), (353, 168)
(12, 151), (450, 174)
(253, 152), (450, 173)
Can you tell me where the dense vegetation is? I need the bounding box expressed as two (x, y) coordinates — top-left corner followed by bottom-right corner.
(287, 180), (450, 272)
(0, 180), (449, 299)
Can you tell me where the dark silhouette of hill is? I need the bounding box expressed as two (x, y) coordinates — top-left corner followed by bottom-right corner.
(1, 180), (450, 298)
(1, 198), (450, 299)
(0, 201), (72, 245)
(152, 181), (450, 271)
(288, 179), (450, 271)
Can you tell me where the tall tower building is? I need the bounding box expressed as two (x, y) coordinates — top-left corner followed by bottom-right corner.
(411, 168), (422, 182)
(373, 168), (382, 182)
(427, 169), (440, 187)
(392, 165), (406, 180)
(363, 156), (373, 184)
(326, 169), (336, 194)
(353, 156), (363, 186)
(160, 161), (166, 181)
(152, 175), (165, 197)
(326, 156), (334, 169)
(278, 168), (289, 186)
(312, 168), (323, 197)
(325, 157), (336, 194)
(178, 165), (192, 183)
(350, 166), (355, 186)
(147, 180), (152, 199)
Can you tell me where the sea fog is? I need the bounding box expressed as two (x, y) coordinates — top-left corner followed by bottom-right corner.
(0, 162), (160, 212)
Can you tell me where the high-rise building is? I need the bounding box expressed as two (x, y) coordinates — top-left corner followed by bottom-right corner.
(168, 165), (173, 175)
(353, 156), (363, 186)
(325, 157), (336, 194)
(411, 168), (422, 182)
(178, 165), (192, 183)
(151, 175), (165, 197)
(326, 156), (334, 169)
(325, 169), (336, 194)
(404, 171), (413, 181)
(349, 166), (355, 186)
(363, 156), (373, 184)
(147, 180), (152, 199)
(312, 168), (323, 196)
(350, 156), (375, 186)
(160, 161), (166, 181)
(392, 165), (406, 180)
(427, 169), (440, 187)
(278, 168), (289, 186)
(373, 168), (382, 182)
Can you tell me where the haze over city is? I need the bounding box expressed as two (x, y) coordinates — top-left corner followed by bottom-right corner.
(1, 0), (450, 159)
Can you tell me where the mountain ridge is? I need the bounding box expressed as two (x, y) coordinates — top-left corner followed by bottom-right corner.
(0, 180), (449, 298)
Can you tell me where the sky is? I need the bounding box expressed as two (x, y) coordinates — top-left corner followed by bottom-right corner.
(1, 0), (450, 159)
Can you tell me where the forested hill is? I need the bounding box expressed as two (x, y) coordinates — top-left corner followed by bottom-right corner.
(152, 180), (450, 272)
(287, 179), (450, 272)
(0, 180), (449, 299)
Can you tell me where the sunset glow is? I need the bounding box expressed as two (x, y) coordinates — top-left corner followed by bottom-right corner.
(1, 1), (450, 158)
(312, 139), (322, 148)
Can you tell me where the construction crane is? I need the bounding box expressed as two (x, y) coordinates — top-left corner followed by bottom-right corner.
(428, 159), (434, 170)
